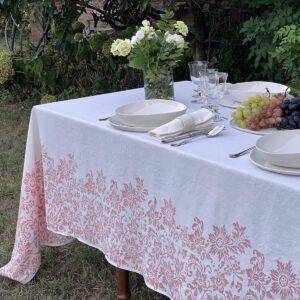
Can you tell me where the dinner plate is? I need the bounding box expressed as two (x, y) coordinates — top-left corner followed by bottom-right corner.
(109, 115), (154, 132)
(227, 81), (289, 103)
(250, 148), (300, 176)
(219, 94), (242, 108)
(230, 120), (278, 135)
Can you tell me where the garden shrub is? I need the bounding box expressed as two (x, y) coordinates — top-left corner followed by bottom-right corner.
(40, 94), (57, 104)
(71, 21), (85, 32)
(270, 25), (300, 80)
(239, 0), (300, 82)
(88, 32), (110, 52)
(0, 50), (14, 90)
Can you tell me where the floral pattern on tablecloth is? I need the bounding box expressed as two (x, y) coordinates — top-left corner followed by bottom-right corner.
(1, 152), (300, 299)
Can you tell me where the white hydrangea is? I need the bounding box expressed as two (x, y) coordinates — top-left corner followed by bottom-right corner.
(131, 36), (138, 45)
(165, 33), (184, 49)
(141, 25), (155, 36)
(147, 31), (156, 40)
(136, 30), (145, 40)
(131, 30), (145, 45)
(142, 20), (150, 27)
(175, 21), (188, 36)
(111, 39), (131, 56)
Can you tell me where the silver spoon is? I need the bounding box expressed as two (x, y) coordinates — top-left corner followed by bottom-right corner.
(171, 125), (225, 147)
(229, 146), (255, 158)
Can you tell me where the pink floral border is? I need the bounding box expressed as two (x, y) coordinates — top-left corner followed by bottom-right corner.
(1, 152), (300, 299)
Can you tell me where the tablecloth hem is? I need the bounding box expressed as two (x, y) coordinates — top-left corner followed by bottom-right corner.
(46, 227), (173, 300)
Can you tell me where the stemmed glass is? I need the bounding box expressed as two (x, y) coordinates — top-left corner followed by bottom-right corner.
(188, 61), (208, 104)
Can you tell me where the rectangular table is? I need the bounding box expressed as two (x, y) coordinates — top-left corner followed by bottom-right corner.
(1, 81), (300, 299)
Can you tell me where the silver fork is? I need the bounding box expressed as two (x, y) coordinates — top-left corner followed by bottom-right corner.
(229, 146), (255, 158)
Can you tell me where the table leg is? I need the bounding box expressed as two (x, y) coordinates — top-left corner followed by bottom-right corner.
(116, 267), (131, 300)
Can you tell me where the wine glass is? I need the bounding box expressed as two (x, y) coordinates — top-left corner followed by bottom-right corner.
(188, 61), (208, 103)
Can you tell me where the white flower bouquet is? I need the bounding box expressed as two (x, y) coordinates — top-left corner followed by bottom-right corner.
(111, 12), (189, 99)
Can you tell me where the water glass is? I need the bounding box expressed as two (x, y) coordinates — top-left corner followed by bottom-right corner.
(210, 72), (228, 122)
(188, 61), (208, 102)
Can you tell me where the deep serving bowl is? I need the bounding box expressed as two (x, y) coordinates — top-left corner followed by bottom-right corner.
(256, 130), (300, 168)
(227, 81), (289, 102)
(115, 99), (187, 127)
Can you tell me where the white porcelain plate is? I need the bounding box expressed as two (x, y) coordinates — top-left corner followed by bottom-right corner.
(220, 94), (242, 109)
(109, 115), (154, 132)
(115, 99), (187, 127)
(256, 129), (300, 168)
(230, 120), (278, 135)
(227, 81), (289, 103)
(250, 148), (300, 176)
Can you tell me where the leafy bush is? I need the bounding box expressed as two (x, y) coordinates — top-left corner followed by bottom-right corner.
(71, 21), (85, 32)
(240, 1), (300, 82)
(40, 94), (57, 104)
(0, 50), (14, 89)
(270, 25), (300, 80)
(88, 33), (110, 52)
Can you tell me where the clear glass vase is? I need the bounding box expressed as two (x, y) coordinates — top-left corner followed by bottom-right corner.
(143, 68), (174, 100)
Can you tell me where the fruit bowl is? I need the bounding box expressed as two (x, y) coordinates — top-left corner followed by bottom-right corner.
(256, 130), (300, 168)
(227, 81), (289, 103)
(115, 99), (187, 127)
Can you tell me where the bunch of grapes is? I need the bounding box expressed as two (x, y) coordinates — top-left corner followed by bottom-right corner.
(231, 95), (269, 129)
(276, 98), (300, 130)
(247, 94), (285, 131)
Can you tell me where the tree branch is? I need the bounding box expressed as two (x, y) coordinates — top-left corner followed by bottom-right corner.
(5, 20), (13, 52)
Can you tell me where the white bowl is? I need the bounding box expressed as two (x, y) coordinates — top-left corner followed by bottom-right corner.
(227, 81), (289, 102)
(115, 99), (187, 127)
(256, 130), (300, 168)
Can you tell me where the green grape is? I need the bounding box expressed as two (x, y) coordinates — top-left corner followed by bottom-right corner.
(243, 108), (251, 118)
(235, 110), (243, 119)
(240, 120), (248, 128)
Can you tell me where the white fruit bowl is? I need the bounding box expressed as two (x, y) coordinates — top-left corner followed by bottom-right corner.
(227, 81), (289, 103)
(115, 99), (187, 127)
(256, 130), (300, 168)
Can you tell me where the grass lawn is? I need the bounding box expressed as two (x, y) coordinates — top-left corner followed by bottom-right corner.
(0, 101), (168, 300)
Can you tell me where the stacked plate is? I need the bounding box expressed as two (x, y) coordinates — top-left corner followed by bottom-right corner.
(250, 130), (300, 175)
(109, 99), (187, 132)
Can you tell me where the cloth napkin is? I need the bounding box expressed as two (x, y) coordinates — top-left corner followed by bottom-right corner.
(148, 108), (214, 140)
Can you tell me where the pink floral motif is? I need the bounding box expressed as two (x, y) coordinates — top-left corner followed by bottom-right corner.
(244, 289), (259, 300)
(211, 272), (229, 293)
(23, 172), (38, 197)
(270, 261), (300, 299)
(209, 225), (231, 261)
(161, 199), (176, 227)
(1, 152), (300, 300)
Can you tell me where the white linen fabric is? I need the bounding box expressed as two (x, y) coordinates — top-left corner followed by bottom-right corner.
(0, 82), (300, 300)
(149, 108), (214, 140)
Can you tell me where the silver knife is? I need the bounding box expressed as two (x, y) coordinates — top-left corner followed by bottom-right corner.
(161, 128), (211, 143)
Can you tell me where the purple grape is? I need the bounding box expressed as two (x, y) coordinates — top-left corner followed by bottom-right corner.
(291, 98), (300, 104)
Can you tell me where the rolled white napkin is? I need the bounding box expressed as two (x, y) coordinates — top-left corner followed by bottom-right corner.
(148, 108), (214, 140)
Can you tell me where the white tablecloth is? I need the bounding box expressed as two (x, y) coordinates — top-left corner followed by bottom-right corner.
(1, 81), (300, 299)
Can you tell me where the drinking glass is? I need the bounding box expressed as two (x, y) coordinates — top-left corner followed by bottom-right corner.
(205, 72), (228, 122)
(188, 61), (208, 103)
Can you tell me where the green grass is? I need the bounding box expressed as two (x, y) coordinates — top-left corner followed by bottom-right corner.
(0, 101), (168, 300)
